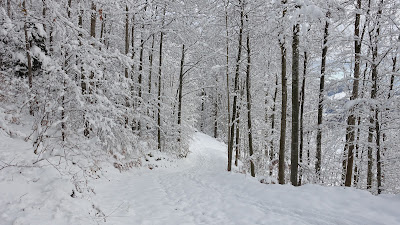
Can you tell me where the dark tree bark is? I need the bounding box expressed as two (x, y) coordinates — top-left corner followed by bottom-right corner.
(344, 0), (362, 187)
(157, 7), (166, 151)
(177, 44), (185, 143)
(7, 0), (11, 18)
(269, 73), (278, 177)
(228, 0), (244, 171)
(90, 2), (96, 38)
(125, 5), (129, 79)
(316, 15), (329, 180)
(148, 34), (155, 96)
(22, 0), (33, 115)
(290, 23), (300, 186)
(234, 102), (240, 167)
(224, 0), (231, 169)
(67, 0), (72, 18)
(278, 0), (287, 185)
(299, 51), (307, 185)
(200, 89), (205, 132)
(367, 0), (383, 193)
(214, 97), (218, 138)
(245, 20), (255, 177)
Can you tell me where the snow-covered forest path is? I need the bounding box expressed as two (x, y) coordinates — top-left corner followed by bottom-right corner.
(92, 133), (400, 225)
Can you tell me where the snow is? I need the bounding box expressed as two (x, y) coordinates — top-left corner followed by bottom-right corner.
(1, 131), (400, 225)
(90, 133), (400, 225)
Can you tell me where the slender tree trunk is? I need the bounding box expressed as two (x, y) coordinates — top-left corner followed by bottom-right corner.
(269, 74), (278, 176)
(67, 0), (72, 18)
(214, 83), (218, 138)
(7, 0), (11, 18)
(375, 0), (384, 195)
(245, 21), (255, 177)
(137, 6), (147, 132)
(100, 14), (105, 47)
(131, 15), (135, 71)
(200, 89), (205, 132)
(123, 5), (130, 126)
(22, 0), (33, 115)
(138, 24), (145, 100)
(89, 0), (96, 96)
(225, 0), (232, 170)
(157, 7), (166, 151)
(228, 0), (244, 171)
(354, 116), (361, 185)
(234, 103), (240, 167)
(344, 0), (362, 187)
(299, 51), (307, 185)
(367, 0), (383, 193)
(177, 44), (185, 143)
(42, 0), (46, 32)
(148, 34), (155, 95)
(125, 5), (129, 79)
(90, 2), (96, 39)
(316, 16), (329, 180)
(278, 0), (287, 185)
(290, 23), (300, 186)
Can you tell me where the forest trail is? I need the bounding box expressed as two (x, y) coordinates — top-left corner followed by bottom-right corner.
(91, 133), (400, 225)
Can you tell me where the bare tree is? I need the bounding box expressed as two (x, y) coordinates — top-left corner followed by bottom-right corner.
(278, 0), (287, 185)
(177, 44), (185, 143)
(316, 13), (330, 180)
(344, 0), (362, 187)
(245, 15), (255, 177)
(228, 0), (244, 172)
(157, 6), (166, 151)
(290, 22), (300, 186)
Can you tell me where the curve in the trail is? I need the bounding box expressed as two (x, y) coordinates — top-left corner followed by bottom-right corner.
(92, 133), (400, 225)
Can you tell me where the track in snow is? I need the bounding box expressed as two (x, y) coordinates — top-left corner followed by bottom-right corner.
(91, 133), (400, 225)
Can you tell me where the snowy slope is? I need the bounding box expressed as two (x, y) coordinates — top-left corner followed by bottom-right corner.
(0, 127), (93, 225)
(90, 133), (400, 225)
(1, 130), (400, 225)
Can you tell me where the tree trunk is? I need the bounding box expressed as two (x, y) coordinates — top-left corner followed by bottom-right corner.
(344, 0), (362, 187)
(367, 0), (383, 193)
(225, 0), (231, 170)
(316, 16), (329, 180)
(299, 51), (307, 185)
(22, 0), (33, 115)
(234, 103), (240, 167)
(148, 34), (155, 95)
(290, 23), (300, 186)
(125, 5), (129, 79)
(137, 6), (147, 132)
(228, 0), (244, 172)
(354, 116), (361, 186)
(245, 20), (255, 177)
(157, 7), (166, 151)
(89, 0), (96, 95)
(177, 44), (185, 143)
(270, 73), (278, 176)
(278, 0), (287, 185)
(67, 0), (72, 18)
(214, 93), (219, 138)
(7, 0), (11, 18)
(90, 2), (96, 39)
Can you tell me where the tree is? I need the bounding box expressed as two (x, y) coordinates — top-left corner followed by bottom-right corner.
(344, 0), (362, 187)
(290, 21), (300, 186)
(278, 0), (287, 185)
(245, 14), (255, 177)
(316, 12), (330, 180)
(227, 0), (244, 172)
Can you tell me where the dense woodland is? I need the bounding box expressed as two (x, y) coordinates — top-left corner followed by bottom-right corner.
(0, 0), (399, 195)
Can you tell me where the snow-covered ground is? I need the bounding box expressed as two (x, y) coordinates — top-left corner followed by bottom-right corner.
(1, 131), (400, 225)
